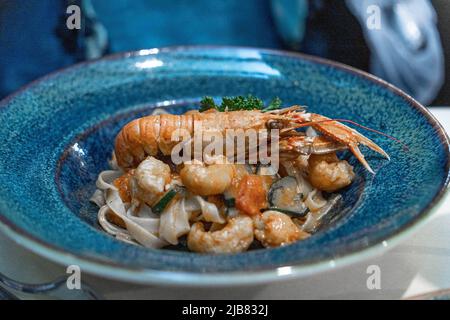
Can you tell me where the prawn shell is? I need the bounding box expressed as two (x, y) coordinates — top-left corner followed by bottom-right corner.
(159, 114), (193, 155)
(114, 110), (283, 169)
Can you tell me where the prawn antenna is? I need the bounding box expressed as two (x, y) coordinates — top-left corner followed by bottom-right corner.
(287, 118), (409, 152)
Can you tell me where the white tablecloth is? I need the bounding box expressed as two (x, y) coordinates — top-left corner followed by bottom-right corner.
(1, 108), (449, 300)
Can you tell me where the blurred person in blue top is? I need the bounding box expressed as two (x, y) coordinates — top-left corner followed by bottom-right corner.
(0, 0), (444, 105)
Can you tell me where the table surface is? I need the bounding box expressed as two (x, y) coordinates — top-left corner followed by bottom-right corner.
(1, 108), (449, 300)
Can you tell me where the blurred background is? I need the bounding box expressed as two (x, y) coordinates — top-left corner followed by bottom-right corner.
(0, 0), (448, 105)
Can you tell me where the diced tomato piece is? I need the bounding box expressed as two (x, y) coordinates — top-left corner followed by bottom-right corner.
(236, 175), (267, 216)
(113, 170), (134, 202)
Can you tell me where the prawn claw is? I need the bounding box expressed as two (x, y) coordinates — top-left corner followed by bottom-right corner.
(309, 114), (390, 174)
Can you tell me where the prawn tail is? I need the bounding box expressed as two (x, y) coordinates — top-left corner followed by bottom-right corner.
(115, 116), (161, 169)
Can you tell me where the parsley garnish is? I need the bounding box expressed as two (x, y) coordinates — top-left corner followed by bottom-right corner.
(199, 95), (282, 112)
(199, 96), (217, 112)
(262, 97), (282, 112)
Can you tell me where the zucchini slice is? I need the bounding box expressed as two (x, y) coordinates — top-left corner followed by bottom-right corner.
(224, 197), (236, 208)
(268, 176), (308, 217)
(151, 188), (179, 214)
(264, 207), (310, 217)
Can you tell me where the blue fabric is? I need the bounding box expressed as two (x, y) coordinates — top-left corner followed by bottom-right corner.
(270, 0), (309, 47)
(0, 0), (78, 98)
(0, 0), (282, 99)
(90, 0), (281, 51)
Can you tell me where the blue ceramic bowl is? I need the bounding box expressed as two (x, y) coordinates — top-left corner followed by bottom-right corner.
(0, 47), (448, 286)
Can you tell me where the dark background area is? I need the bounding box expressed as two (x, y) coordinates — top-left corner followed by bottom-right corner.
(432, 0), (449, 105)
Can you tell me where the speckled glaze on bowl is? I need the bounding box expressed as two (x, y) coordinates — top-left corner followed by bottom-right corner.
(0, 46), (448, 286)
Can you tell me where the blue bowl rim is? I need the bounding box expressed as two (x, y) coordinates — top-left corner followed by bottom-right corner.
(0, 45), (449, 286)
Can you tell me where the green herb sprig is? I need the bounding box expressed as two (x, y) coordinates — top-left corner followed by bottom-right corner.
(199, 95), (282, 112)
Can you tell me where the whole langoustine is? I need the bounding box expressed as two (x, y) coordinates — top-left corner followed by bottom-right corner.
(114, 107), (389, 173)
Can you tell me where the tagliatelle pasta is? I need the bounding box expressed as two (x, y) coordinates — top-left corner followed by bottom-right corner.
(91, 163), (229, 248)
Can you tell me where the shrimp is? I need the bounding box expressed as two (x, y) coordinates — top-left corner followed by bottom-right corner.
(308, 153), (355, 192)
(131, 156), (171, 205)
(114, 107), (389, 173)
(187, 215), (254, 253)
(254, 210), (310, 248)
(224, 164), (251, 199)
(180, 160), (235, 196)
